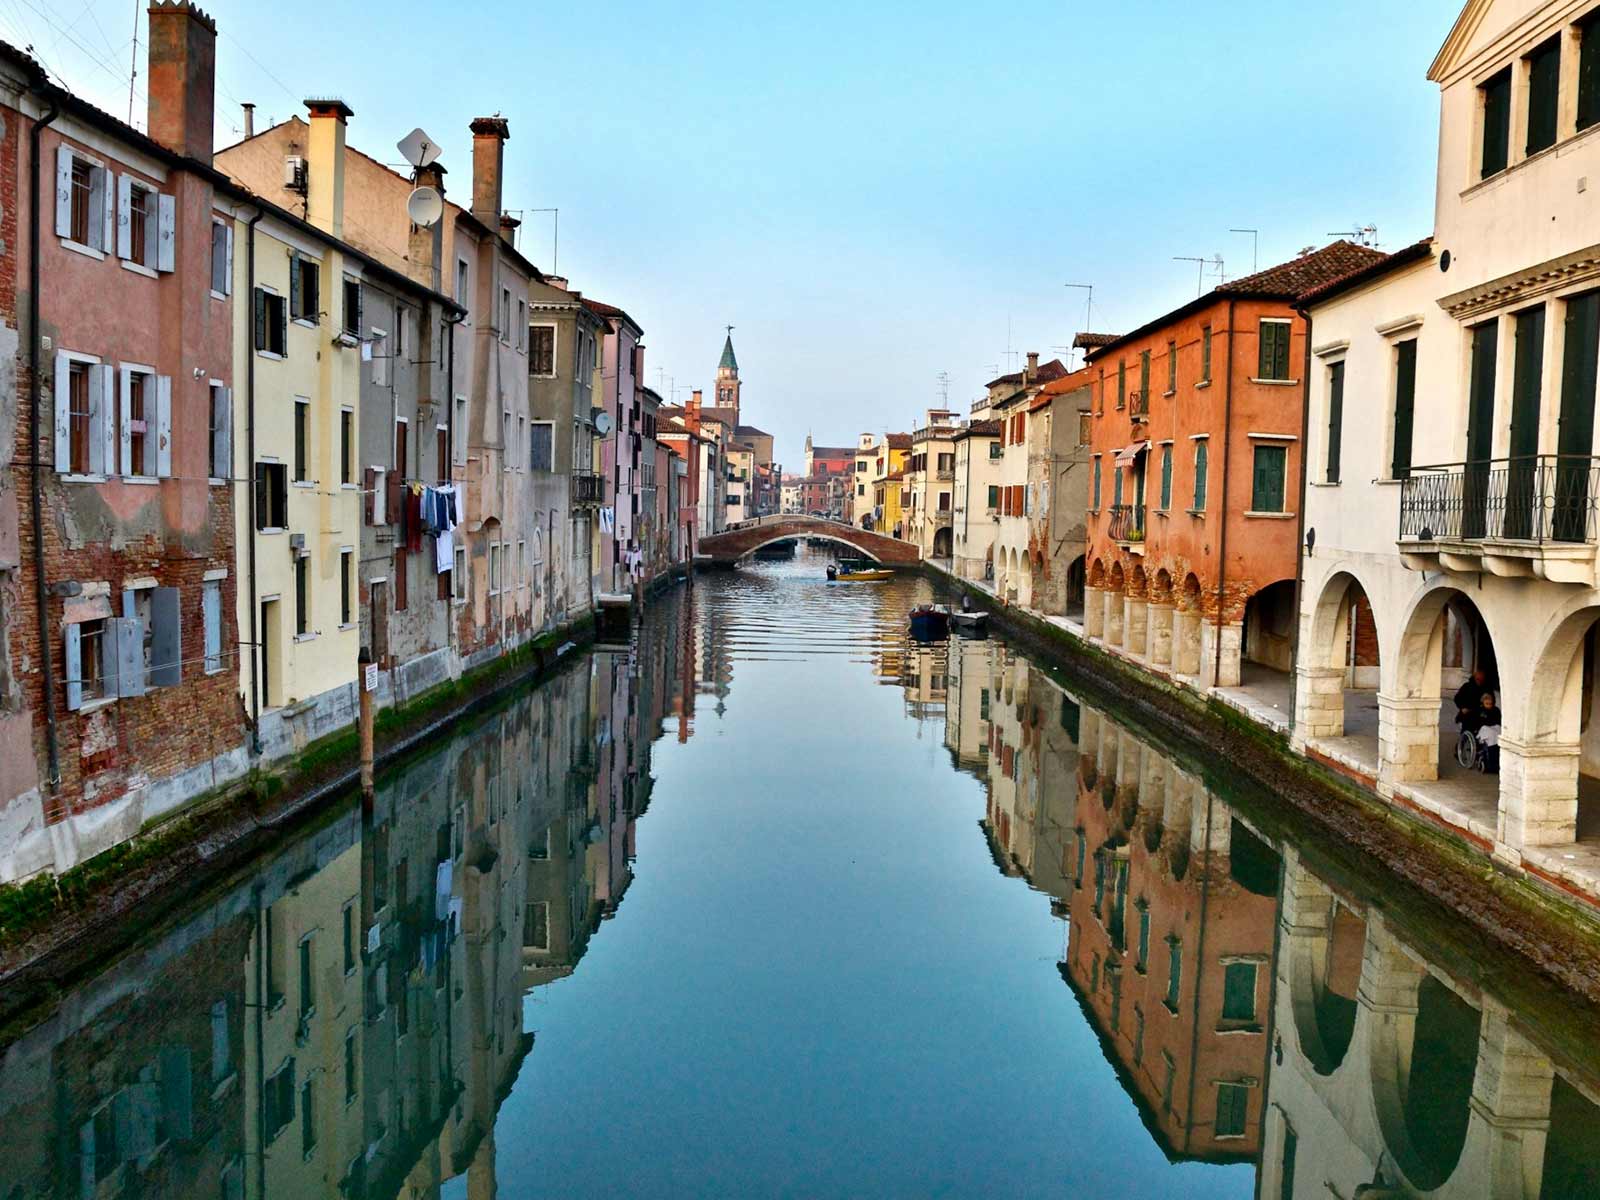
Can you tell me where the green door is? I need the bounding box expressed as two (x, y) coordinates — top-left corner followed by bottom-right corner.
(1506, 307), (1544, 538)
(1556, 291), (1600, 541)
(1463, 321), (1498, 538)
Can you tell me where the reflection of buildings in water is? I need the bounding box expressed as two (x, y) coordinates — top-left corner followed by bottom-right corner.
(943, 635), (991, 778)
(0, 589), (689, 1200)
(1061, 706), (1280, 1165)
(1263, 847), (1600, 1200)
(902, 643), (949, 722)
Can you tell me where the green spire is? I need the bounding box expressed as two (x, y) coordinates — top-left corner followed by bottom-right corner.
(719, 330), (738, 372)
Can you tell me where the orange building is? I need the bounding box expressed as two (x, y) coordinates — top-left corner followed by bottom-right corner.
(1081, 242), (1382, 688)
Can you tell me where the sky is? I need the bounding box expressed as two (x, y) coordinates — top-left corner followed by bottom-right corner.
(12, 0), (1460, 468)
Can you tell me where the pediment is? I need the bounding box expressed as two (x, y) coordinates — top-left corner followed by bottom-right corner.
(1428, 0), (1495, 82)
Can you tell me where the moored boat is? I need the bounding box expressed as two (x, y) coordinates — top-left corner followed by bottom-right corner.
(827, 560), (893, 582)
(949, 609), (988, 634)
(909, 603), (951, 640)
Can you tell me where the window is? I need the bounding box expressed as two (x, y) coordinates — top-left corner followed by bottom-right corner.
(371, 330), (389, 387)
(530, 421), (554, 471)
(210, 382), (231, 480)
(58, 147), (110, 251)
(500, 287), (511, 341)
(1581, 9), (1600, 132)
(340, 550), (353, 626)
(455, 258), (469, 303)
(343, 1029), (357, 1103)
(1526, 37), (1561, 156)
(290, 255), (320, 323)
(1251, 444), (1287, 512)
(453, 545), (466, 600)
(342, 278), (362, 337)
(293, 400), (310, 482)
(300, 1077), (316, 1155)
(340, 408), (353, 485)
(1133, 1006), (1145, 1066)
(1392, 339), (1417, 479)
(516, 299), (527, 350)
(1167, 339), (1177, 392)
(1193, 442), (1208, 510)
(66, 358), (93, 474)
(517, 415), (526, 469)
(255, 462), (288, 529)
(503, 411), (512, 469)
(255, 288), (287, 356)
(1139, 349), (1150, 403)
(1201, 325), (1213, 382)
(489, 542), (501, 594)
(1136, 904), (1151, 971)
(203, 579), (223, 673)
(123, 179), (155, 267)
(298, 935), (315, 1019)
(1215, 1083), (1249, 1139)
(1092, 458), (1101, 509)
(1159, 445), (1172, 510)
(1279, 1124), (1298, 1200)
(1481, 66), (1512, 178)
(68, 616), (108, 706)
(394, 548), (407, 612)
(1165, 938), (1182, 1010)
(1325, 360), (1345, 483)
(1258, 320), (1291, 380)
(70, 156), (95, 245)
(986, 483), (999, 510)
(264, 1059), (295, 1142)
(295, 553), (310, 636)
(530, 325), (556, 376)
(1222, 961), (1258, 1022)
(516, 540), (525, 585)
(1117, 359), (1126, 407)
(211, 219), (232, 295)
(525, 901), (550, 950)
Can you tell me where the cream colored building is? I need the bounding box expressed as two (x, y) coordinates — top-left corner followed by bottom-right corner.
(905, 409), (962, 561)
(1295, 0), (1600, 899)
(952, 419), (1003, 583)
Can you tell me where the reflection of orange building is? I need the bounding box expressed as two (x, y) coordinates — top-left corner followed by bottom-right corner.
(1060, 707), (1279, 1162)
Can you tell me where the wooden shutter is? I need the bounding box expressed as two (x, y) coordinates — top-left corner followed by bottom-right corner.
(214, 386), (233, 479)
(1258, 323), (1273, 378)
(1092, 459), (1100, 508)
(224, 222), (235, 295)
(53, 351), (72, 471)
(94, 166), (112, 252)
(254, 288), (266, 351)
(203, 581), (222, 672)
(156, 193), (175, 272)
(54, 145), (73, 237)
(87, 364), (108, 474)
(111, 615), (145, 697)
(1528, 38), (1560, 155)
(116, 174), (133, 259)
(1582, 11), (1600, 132)
(278, 291), (288, 351)
(1194, 442), (1208, 509)
(155, 375), (172, 477)
(1326, 361), (1344, 483)
(254, 464), (268, 532)
(386, 470), (402, 526)
(64, 622), (82, 710)
(1559, 291), (1600, 459)
(1160, 446), (1172, 508)
(1202, 327), (1212, 380)
(149, 586), (181, 687)
(1252, 445), (1285, 511)
(289, 255), (302, 321)
(1482, 69), (1512, 177)
(159, 1045), (193, 1141)
(1392, 340), (1417, 479)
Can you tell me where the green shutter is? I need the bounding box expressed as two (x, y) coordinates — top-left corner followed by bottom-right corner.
(1193, 442), (1208, 510)
(1092, 459), (1100, 508)
(1326, 361), (1344, 483)
(1160, 446), (1172, 509)
(253, 288), (266, 351)
(1252, 445), (1286, 512)
(1258, 322), (1272, 378)
(1167, 340), (1177, 392)
(1118, 361), (1126, 406)
(1392, 340), (1417, 479)
(1201, 327), (1212, 382)
(1140, 350), (1150, 398)
(1581, 12), (1600, 132)
(1113, 466), (1123, 507)
(1216, 1083), (1248, 1138)
(1482, 68), (1512, 177)
(1221, 962), (1257, 1021)
(1528, 37), (1560, 155)
(1166, 941), (1182, 1007)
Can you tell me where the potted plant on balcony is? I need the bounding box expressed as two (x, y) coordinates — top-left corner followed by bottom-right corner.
(1129, 528), (1144, 542)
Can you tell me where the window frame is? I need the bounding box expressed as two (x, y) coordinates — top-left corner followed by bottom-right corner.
(529, 323), (558, 378)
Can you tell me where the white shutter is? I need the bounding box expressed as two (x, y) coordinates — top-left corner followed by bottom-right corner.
(119, 366), (133, 475)
(92, 167), (111, 252)
(54, 146), (73, 238)
(87, 364), (107, 474)
(156, 375), (172, 477)
(53, 351), (71, 472)
(64, 621), (83, 710)
(224, 223), (235, 295)
(112, 616), (145, 698)
(372, 467), (386, 525)
(116, 174), (132, 259)
(157, 193), (175, 272)
(203, 581), (222, 672)
(149, 587), (181, 688)
(213, 385), (233, 479)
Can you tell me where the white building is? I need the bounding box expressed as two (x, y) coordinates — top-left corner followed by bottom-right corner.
(1296, 0), (1600, 899)
(952, 419), (1003, 583)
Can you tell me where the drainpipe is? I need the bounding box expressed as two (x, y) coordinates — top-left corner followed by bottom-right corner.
(244, 206), (265, 754)
(1212, 300), (1238, 688)
(1181, 790), (1216, 1152)
(27, 86), (61, 790)
(1288, 305), (1315, 727)
(251, 883), (268, 1200)
(445, 307), (465, 659)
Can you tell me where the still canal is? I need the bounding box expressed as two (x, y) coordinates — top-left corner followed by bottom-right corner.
(4, 546), (1600, 1198)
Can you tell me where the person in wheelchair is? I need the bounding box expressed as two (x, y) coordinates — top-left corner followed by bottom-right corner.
(1454, 668), (1492, 733)
(1476, 691), (1502, 773)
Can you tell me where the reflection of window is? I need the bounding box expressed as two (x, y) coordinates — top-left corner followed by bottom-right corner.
(1164, 936), (1182, 1011)
(264, 1058), (295, 1141)
(525, 901), (550, 950)
(1221, 961), (1258, 1023)
(1215, 1082), (1249, 1139)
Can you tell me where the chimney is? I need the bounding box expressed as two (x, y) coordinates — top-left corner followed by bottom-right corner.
(544, 275), (569, 292)
(687, 390), (702, 435)
(469, 116), (509, 227)
(498, 213), (520, 248)
(1025, 351), (1039, 382)
(145, 1), (216, 163)
(241, 102), (254, 138)
(408, 162), (446, 293)
(303, 97), (351, 238)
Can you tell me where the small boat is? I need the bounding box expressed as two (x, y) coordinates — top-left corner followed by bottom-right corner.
(827, 560), (893, 583)
(950, 609), (989, 634)
(909, 604), (951, 640)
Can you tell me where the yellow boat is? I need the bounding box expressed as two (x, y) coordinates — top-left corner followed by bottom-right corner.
(827, 561), (893, 583)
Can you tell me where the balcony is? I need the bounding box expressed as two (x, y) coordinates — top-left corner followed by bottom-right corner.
(936, 468), (955, 482)
(571, 471), (603, 506)
(932, 509), (953, 527)
(1397, 456), (1600, 584)
(1107, 503), (1146, 551)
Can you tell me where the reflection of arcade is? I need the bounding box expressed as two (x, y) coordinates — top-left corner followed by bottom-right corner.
(1062, 705), (1279, 1164)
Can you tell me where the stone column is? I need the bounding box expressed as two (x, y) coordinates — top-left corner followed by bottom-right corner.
(1496, 737), (1580, 857)
(1083, 585), (1105, 640)
(1294, 665), (1346, 743)
(1472, 1001), (1554, 1200)
(1174, 609), (1202, 677)
(1378, 694), (1442, 785)
(1124, 595), (1149, 661)
(1105, 589), (1125, 648)
(1196, 620), (1241, 688)
(1147, 602), (1174, 670)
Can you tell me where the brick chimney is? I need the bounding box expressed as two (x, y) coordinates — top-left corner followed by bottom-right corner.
(499, 213), (520, 248)
(469, 116), (509, 228)
(408, 162), (446, 293)
(303, 97), (351, 239)
(145, 1), (216, 163)
(687, 390), (702, 435)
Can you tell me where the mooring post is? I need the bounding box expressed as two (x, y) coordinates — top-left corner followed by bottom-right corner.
(358, 645), (375, 812)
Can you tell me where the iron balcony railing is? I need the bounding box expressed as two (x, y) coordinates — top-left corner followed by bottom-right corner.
(936, 468), (955, 482)
(1107, 503), (1145, 543)
(1398, 455), (1600, 545)
(571, 471), (603, 506)
(932, 509), (953, 526)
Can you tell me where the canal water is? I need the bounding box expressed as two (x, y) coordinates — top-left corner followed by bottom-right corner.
(4, 545), (1600, 1198)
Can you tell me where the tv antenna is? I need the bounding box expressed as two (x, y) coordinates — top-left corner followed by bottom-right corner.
(398, 128), (444, 227)
(936, 371), (951, 405)
(1229, 228), (1259, 273)
(527, 208), (559, 273)
(1329, 223), (1379, 248)
(1174, 254), (1225, 296)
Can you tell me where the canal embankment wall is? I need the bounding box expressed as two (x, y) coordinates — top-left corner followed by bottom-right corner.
(926, 563), (1600, 1005)
(0, 608), (605, 1036)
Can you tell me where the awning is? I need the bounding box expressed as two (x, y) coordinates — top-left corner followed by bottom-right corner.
(1114, 440), (1149, 467)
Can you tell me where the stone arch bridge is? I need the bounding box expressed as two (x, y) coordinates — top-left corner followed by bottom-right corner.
(699, 516), (922, 567)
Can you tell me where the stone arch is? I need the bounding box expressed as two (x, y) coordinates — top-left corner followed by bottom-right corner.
(1088, 557), (1107, 589)
(1064, 553), (1087, 618)
(1241, 578), (1297, 675)
(932, 525), (952, 558)
(1150, 568), (1174, 605)
(1298, 569), (1383, 744)
(1174, 572), (1204, 676)
(1129, 564), (1148, 598)
(1287, 894), (1367, 1076)
(1106, 561), (1127, 647)
(1387, 583), (1501, 786)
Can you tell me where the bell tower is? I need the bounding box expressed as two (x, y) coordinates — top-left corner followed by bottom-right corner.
(716, 325), (740, 424)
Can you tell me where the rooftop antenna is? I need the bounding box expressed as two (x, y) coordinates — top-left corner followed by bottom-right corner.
(397, 128), (444, 227)
(1173, 254), (1225, 296)
(528, 207), (559, 273)
(1329, 223), (1380, 248)
(127, 0), (138, 125)
(1229, 228), (1259, 273)
(936, 371), (950, 405)
(1064, 282), (1094, 365)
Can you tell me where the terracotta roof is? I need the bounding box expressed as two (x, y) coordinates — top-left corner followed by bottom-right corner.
(885, 433), (913, 449)
(1085, 241), (1386, 363)
(984, 358), (1070, 390)
(884, 470), (906, 482)
(582, 297), (642, 333)
(808, 446), (856, 458)
(734, 424), (771, 438)
(953, 419), (1001, 440)
(1072, 333), (1122, 350)
(1298, 237), (1435, 307)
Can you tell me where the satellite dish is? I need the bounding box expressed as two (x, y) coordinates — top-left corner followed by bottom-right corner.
(406, 186), (443, 228)
(397, 127), (440, 169)
(593, 410), (614, 436)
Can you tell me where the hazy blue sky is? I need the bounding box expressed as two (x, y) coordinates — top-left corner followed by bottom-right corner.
(17, 0), (1459, 467)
